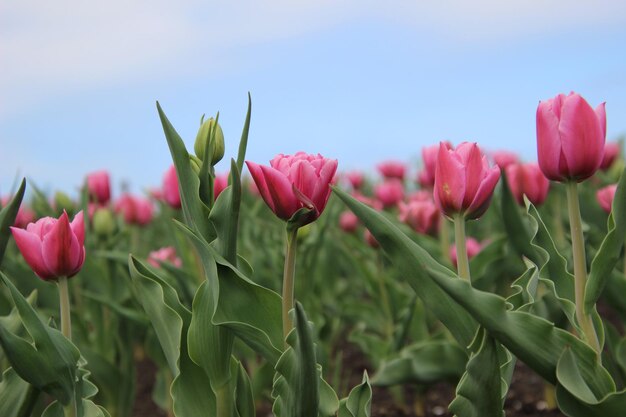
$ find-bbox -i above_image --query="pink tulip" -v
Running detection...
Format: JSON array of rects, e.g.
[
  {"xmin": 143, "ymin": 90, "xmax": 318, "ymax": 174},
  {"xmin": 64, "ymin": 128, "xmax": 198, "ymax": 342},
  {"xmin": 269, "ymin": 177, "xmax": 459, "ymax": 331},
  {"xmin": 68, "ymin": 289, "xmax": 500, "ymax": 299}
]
[
  {"xmin": 537, "ymin": 92, "xmax": 606, "ymax": 182},
  {"xmin": 346, "ymin": 171, "xmax": 365, "ymax": 190},
  {"xmin": 10, "ymin": 211, "xmax": 85, "ymax": 280},
  {"xmin": 352, "ymin": 191, "xmax": 384, "ymax": 211},
  {"xmin": 596, "ymin": 184, "xmax": 617, "ymax": 214},
  {"xmin": 450, "ymin": 237, "xmax": 481, "ymax": 268},
  {"xmin": 1, "ymin": 196, "xmax": 35, "ymax": 229},
  {"xmin": 148, "ymin": 246, "xmax": 182, "ymax": 268},
  {"xmin": 600, "ymin": 142, "xmax": 620, "ymax": 171},
  {"xmin": 162, "ymin": 165, "xmax": 181, "ymax": 209},
  {"xmin": 214, "ymin": 173, "xmax": 229, "ymax": 200},
  {"xmin": 374, "ymin": 180, "xmax": 405, "ymax": 208},
  {"xmin": 246, "ymin": 152, "xmax": 338, "ymax": 225},
  {"xmin": 418, "ymin": 142, "xmax": 450, "ymax": 188},
  {"xmin": 398, "ymin": 199, "xmax": 440, "ymax": 235},
  {"xmin": 339, "ymin": 211, "xmax": 359, "ymax": 233},
  {"xmin": 434, "ymin": 142, "xmax": 500, "ymax": 220},
  {"xmin": 505, "ymin": 162, "xmax": 550, "ymax": 206},
  {"xmin": 86, "ymin": 170, "xmax": 111, "ymax": 204},
  {"xmin": 407, "ymin": 190, "xmax": 432, "ymax": 203},
  {"xmin": 377, "ymin": 160, "xmax": 406, "ymax": 181},
  {"xmin": 364, "ymin": 228, "xmax": 379, "ymax": 248},
  {"xmin": 115, "ymin": 194, "xmax": 153, "ymax": 226},
  {"xmin": 492, "ymin": 151, "xmax": 519, "ymax": 170}
]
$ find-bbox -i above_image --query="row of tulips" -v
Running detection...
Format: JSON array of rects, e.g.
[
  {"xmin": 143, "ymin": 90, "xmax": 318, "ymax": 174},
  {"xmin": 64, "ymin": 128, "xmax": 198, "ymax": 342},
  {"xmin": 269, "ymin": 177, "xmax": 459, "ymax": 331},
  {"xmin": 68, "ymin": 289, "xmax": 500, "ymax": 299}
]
[{"xmin": 1, "ymin": 91, "xmax": 626, "ymax": 417}]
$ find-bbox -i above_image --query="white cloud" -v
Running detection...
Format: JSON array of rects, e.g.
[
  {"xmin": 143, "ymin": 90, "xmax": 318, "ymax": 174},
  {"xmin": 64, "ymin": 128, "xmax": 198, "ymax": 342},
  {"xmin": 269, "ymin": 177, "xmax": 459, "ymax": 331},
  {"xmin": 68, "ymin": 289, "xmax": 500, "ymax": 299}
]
[{"xmin": 1, "ymin": 0, "xmax": 625, "ymax": 119}]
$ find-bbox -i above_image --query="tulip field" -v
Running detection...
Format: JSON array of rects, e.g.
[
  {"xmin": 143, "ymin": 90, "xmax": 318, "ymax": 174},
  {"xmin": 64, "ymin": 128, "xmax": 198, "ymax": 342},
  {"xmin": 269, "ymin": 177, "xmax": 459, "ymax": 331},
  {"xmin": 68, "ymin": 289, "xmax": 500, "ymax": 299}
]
[{"xmin": 2, "ymin": 92, "xmax": 626, "ymax": 417}]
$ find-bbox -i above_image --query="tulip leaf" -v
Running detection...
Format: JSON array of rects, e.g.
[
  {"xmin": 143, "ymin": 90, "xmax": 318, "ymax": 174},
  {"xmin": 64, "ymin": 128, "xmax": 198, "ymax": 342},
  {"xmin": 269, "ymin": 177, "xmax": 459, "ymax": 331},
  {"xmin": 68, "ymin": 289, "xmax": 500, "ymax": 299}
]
[
  {"xmin": 586, "ymin": 168, "xmax": 626, "ymax": 313},
  {"xmin": 41, "ymin": 399, "xmax": 110, "ymax": 417},
  {"xmin": 425, "ymin": 267, "xmax": 616, "ymax": 399},
  {"xmin": 556, "ymin": 386, "xmax": 626, "ymax": 417},
  {"xmin": 235, "ymin": 360, "xmax": 255, "ymax": 417},
  {"xmin": 156, "ymin": 102, "xmax": 213, "ymax": 241},
  {"xmin": 338, "ymin": 372, "xmax": 372, "ymax": 417},
  {"xmin": 449, "ymin": 329, "xmax": 506, "ymax": 417},
  {"xmin": 272, "ymin": 302, "xmax": 339, "ymax": 417},
  {"xmin": 209, "ymin": 160, "xmax": 242, "ymax": 265},
  {"xmin": 0, "ymin": 178, "xmax": 26, "ymax": 263},
  {"xmin": 0, "ymin": 367, "xmax": 39, "ymax": 417},
  {"xmin": 236, "ymin": 92, "xmax": 252, "ymax": 174},
  {"xmin": 372, "ymin": 341, "xmax": 467, "ymax": 386},
  {"xmin": 332, "ymin": 186, "xmax": 477, "ymax": 347}
]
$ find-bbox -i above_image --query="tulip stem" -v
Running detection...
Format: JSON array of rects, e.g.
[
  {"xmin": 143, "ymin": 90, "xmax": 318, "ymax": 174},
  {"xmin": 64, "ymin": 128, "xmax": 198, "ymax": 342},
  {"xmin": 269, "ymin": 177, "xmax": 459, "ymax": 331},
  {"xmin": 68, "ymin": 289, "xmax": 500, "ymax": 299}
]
[
  {"xmin": 566, "ymin": 181, "xmax": 600, "ymax": 355},
  {"xmin": 282, "ymin": 227, "xmax": 299, "ymax": 346},
  {"xmin": 453, "ymin": 214, "xmax": 471, "ymax": 281},
  {"xmin": 57, "ymin": 276, "xmax": 76, "ymax": 417}
]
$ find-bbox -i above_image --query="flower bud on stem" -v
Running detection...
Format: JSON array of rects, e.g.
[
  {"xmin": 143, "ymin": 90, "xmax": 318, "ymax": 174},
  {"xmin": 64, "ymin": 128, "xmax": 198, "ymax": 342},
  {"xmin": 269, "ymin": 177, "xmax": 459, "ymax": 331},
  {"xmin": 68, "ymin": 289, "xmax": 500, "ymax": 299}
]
[{"xmin": 453, "ymin": 214, "xmax": 471, "ymax": 281}]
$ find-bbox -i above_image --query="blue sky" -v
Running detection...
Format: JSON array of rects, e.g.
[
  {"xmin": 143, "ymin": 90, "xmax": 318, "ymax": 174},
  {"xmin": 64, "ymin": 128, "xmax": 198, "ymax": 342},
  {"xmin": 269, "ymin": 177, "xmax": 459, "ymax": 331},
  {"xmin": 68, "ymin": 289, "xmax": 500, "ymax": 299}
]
[{"xmin": 2, "ymin": 0, "xmax": 626, "ymax": 197}]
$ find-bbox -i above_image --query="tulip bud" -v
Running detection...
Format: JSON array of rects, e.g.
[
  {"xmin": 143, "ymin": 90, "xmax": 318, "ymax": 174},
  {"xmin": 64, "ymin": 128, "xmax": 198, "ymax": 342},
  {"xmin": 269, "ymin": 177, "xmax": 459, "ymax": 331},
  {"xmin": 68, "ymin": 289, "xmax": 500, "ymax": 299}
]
[
  {"xmin": 194, "ymin": 116, "xmax": 225, "ymax": 166},
  {"xmin": 189, "ymin": 155, "xmax": 202, "ymax": 175},
  {"xmin": 93, "ymin": 207, "xmax": 116, "ymax": 236},
  {"xmin": 374, "ymin": 180, "xmax": 404, "ymax": 208},
  {"xmin": 86, "ymin": 170, "xmax": 111, "ymax": 204},
  {"xmin": 339, "ymin": 211, "xmax": 359, "ymax": 233},
  {"xmin": 596, "ymin": 184, "xmax": 617, "ymax": 214},
  {"xmin": 505, "ymin": 162, "xmax": 550, "ymax": 206}
]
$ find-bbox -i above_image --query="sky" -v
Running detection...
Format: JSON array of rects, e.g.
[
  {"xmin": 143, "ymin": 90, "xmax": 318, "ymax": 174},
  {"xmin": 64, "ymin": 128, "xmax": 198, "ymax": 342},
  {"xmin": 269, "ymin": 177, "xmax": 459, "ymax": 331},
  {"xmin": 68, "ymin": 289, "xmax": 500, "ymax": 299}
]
[{"xmin": 1, "ymin": 0, "xmax": 626, "ymax": 197}]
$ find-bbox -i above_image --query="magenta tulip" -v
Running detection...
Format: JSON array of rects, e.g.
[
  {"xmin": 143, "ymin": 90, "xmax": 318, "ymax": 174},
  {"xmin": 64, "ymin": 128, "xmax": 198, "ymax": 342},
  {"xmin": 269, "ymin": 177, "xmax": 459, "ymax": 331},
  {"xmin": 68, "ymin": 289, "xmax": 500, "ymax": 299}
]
[
  {"xmin": 374, "ymin": 179, "xmax": 405, "ymax": 208},
  {"xmin": 148, "ymin": 247, "xmax": 182, "ymax": 268},
  {"xmin": 398, "ymin": 199, "xmax": 440, "ymax": 235},
  {"xmin": 115, "ymin": 194, "xmax": 153, "ymax": 226},
  {"xmin": 246, "ymin": 152, "xmax": 337, "ymax": 225},
  {"xmin": 434, "ymin": 142, "xmax": 500, "ymax": 220},
  {"xmin": 596, "ymin": 184, "xmax": 617, "ymax": 214},
  {"xmin": 11, "ymin": 211, "xmax": 85, "ymax": 280},
  {"xmin": 86, "ymin": 170, "xmax": 111, "ymax": 204},
  {"xmin": 492, "ymin": 151, "xmax": 519, "ymax": 170},
  {"xmin": 346, "ymin": 171, "xmax": 365, "ymax": 190},
  {"xmin": 339, "ymin": 211, "xmax": 359, "ymax": 233},
  {"xmin": 505, "ymin": 162, "xmax": 550, "ymax": 206},
  {"xmin": 162, "ymin": 165, "xmax": 181, "ymax": 209},
  {"xmin": 377, "ymin": 160, "xmax": 406, "ymax": 181},
  {"xmin": 537, "ymin": 92, "xmax": 606, "ymax": 182},
  {"xmin": 600, "ymin": 142, "xmax": 620, "ymax": 171}
]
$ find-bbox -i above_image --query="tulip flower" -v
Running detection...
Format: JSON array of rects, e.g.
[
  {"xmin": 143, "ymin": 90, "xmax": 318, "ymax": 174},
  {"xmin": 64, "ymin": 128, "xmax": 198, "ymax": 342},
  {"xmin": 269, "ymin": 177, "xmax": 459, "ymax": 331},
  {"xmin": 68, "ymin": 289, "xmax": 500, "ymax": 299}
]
[
  {"xmin": 148, "ymin": 246, "xmax": 182, "ymax": 268},
  {"xmin": 86, "ymin": 170, "xmax": 111, "ymax": 204},
  {"xmin": 339, "ymin": 211, "xmax": 359, "ymax": 233},
  {"xmin": 398, "ymin": 199, "xmax": 440, "ymax": 235},
  {"xmin": 374, "ymin": 179, "xmax": 405, "ymax": 209},
  {"xmin": 505, "ymin": 162, "xmax": 550, "ymax": 206},
  {"xmin": 162, "ymin": 165, "xmax": 181, "ymax": 209},
  {"xmin": 492, "ymin": 150, "xmax": 519, "ymax": 170},
  {"xmin": 418, "ymin": 142, "xmax": 450, "ymax": 188},
  {"xmin": 10, "ymin": 211, "xmax": 85, "ymax": 281},
  {"xmin": 346, "ymin": 171, "xmax": 364, "ymax": 190},
  {"xmin": 596, "ymin": 184, "xmax": 617, "ymax": 214},
  {"xmin": 377, "ymin": 160, "xmax": 406, "ymax": 181},
  {"xmin": 600, "ymin": 142, "xmax": 620, "ymax": 171},
  {"xmin": 433, "ymin": 142, "xmax": 500, "ymax": 221},
  {"xmin": 536, "ymin": 92, "xmax": 606, "ymax": 182},
  {"xmin": 115, "ymin": 194, "xmax": 153, "ymax": 226}
]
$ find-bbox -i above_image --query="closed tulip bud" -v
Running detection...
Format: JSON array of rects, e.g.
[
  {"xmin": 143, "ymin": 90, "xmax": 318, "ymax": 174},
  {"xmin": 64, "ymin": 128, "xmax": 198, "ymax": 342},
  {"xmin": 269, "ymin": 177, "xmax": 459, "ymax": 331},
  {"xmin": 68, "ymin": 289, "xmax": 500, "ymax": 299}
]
[
  {"xmin": 148, "ymin": 247, "xmax": 182, "ymax": 268},
  {"xmin": 450, "ymin": 237, "xmax": 481, "ymax": 268},
  {"xmin": 86, "ymin": 170, "xmax": 111, "ymax": 204},
  {"xmin": 537, "ymin": 92, "xmax": 606, "ymax": 182},
  {"xmin": 374, "ymin": 179, "xmax": 404, "ymax": 208},
  {"xmin": 505, "ymin": 162, "xmax": 550, "ymax": 206},
  {"xmin": 492, "ymin": 151, "xmax": 519, "ymax": 170},
  {"xmin": 596, "ymin": 184, "xmax": 617, "ymax": 214},
  {"xmin": 162, "ymin": 165, "xmax": 181, "ymax": 209},
  {"xmin": 115, "ymin": 194, "xmax": 154, "ymax": 226},
  {"xmin": 246, "ymin": 152, "xmax": 338, "ymax": 227},
  {"xmin": 189, "ymin": 155, "xmax": 202, "ymax": 175},
  {"xmin": 93, "ymin": 207, "xmax": 116, "ymax": 236},
  {"xmin": 600, "ymin": 142, "xmax": 620, "ymax": 171},
  {"xmin": 346, "ymin": 171, "xmax": 364, "ymax": 189},
  {"xmin": 194, "ymin": 117, "xmax": 225, "ymax": 166},
  {"xmin": 339, "ymin": 211, "xmax": 359, "ymax": 233},
  {"xmin": 398, "ymin": 200, "xmax": 440, "ymax": 235},
  {"xmin": 434, "ymin": 142, "xmax": 500, "ymax": 220},
  {"xmin": 10, "ymin": 211, "xmax": 85, "ymax": 280},
  {"xmin": 377, "ymin": 160, "xmax": 406, "ymax": 181}
]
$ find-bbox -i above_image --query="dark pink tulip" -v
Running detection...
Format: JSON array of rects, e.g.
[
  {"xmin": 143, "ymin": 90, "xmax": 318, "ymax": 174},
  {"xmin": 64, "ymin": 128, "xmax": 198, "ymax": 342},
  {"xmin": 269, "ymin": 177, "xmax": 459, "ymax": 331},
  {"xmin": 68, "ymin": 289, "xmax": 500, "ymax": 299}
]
[
  {"xmin": 214, "ymin": 173, "xmax": 229, "ymax": 200},
  {"xmin": 434, "ymin": 142, "xmax": 500, "ymax": 220},
  {"xmin": 492, "ymin": 151, "xmax": 519, "ymax": 170},
  {"xmin": 408, "ymin": 190, "xmax": 432, "ymax": 203},
  {"xmin": 148, "ymin": 246, "xmax": 182, "ymax": 268},
  {"xmin": 339, "ymin": 211, "xmax": 359, "ymax": 233},
  {"xmin": 115, "ymin": 194, "xmax": 153, "ymax": 226},
  {"xmin": 418, "ymin": 142, "xmax": 450, "ymax": 188},
  {"xmin": 398, "ymin": 199, "xmax": 440, "ymax": 235},
  {"xmin": 537, "ymin": 92, "xmax": 606, "ymax": 182},
  {"xmin": 374, "ymin": 179, "xmax": 405, "ymax": 208},
  {"xmin": 377, "ymin": 160, "xmax": 406, "ymax": 181},
  {"xmin": 505, "ymin": 162, "xmax": 550, "ymax": 206},
  {"xmin": 600, "ymin": 142, "xmax": 620, "ymax": 171},
  {"xmin": 346, "ymin": 171, "xmax": 365, "ymax": 190},
  {"xmin": 450, "ymin": 237, "xmax": 481, "ymax": 268},
  {"xmin": 1, "ymin": 196, "xmax": 35, "ymax": 229},
  {"xmin": 596, "ymin": 184, "xmax": 617, "ymax": 214},
  {"xmin": 162, "ymin": 165, "xmax": 181, "ymax": 209},
  {"xmin": 86, "ymin": 170, "xmax": 111, "ymax": 204},
  {"xmin": 246, "ymin": 152, "xmax": 338, "ymax": 225},
  {"xmin": 10, "ymin": 211, "xmax": 85, "ymax": 280}
]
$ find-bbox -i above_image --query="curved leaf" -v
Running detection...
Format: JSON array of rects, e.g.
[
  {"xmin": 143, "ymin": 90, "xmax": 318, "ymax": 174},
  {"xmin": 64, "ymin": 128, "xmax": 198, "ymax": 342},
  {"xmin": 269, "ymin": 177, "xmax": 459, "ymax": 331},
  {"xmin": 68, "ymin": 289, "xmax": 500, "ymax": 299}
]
[
  {"xmin": 338, "ymin": 372, "xmax": 372, "ymax": 417},
  {"xmin": 0, "ymin": 178, "xmax": 26, "ymax": 263}
]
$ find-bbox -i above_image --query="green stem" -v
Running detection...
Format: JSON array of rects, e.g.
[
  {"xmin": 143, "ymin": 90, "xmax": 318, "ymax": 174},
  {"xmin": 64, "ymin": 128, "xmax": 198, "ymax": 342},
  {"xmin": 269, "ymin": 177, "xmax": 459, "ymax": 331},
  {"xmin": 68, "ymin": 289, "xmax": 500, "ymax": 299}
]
[
  {"xmin": 215, "ymin": 384, "xmax": 233, "ymax": 417},
  {"xmin": 57, "ymin": 276, "xmax": 76, "ymax": 417},
  {"xmin": 282, "ymin": 228, "xmax": 299, "ymax": 345},
  {"xmin": 453, "ymin": 214, "xmax": 471, "ymax": 281},
  {"xmin": 376, "ymin": 252, "xmax": 394, "ymax": 342},
  {"xmin": 565, "ymin": 181, "xmax": 600, "ymax": 355}
]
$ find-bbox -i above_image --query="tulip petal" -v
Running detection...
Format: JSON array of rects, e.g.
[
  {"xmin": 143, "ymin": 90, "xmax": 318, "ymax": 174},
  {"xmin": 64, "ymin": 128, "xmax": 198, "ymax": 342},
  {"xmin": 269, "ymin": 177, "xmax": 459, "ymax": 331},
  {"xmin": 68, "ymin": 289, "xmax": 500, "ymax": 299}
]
[
  {"xmin": 10, "ymin": 227, "xmax": 53, "ymax": 279},
  {"xmin": 466, "ymin": 166, "xmax": 500, "ymax": 219},
  {"xmin": 595, "ymin": 102, "xmax": 606, "ymax": 139},
  {"xmin": 434, "ymin": 143, "xmax": 465, "ymax": 216},
  {"xmin": 246, "ymin": 161, "xmax": 275, "ymax": 212},
  {"xmin": 537, "ymin": 99, "xmax": 564, "ymax": 181},
  {"xmin": 42, "ymin": 212, "xmax": 75, "ymax": 277},
  {"xmin": 259, "ymin": 165, "xmax": 300, "ymax": 220},
  {"xmin": 70, "ymin": 211, "xmax": 85, "ymax": 246}
]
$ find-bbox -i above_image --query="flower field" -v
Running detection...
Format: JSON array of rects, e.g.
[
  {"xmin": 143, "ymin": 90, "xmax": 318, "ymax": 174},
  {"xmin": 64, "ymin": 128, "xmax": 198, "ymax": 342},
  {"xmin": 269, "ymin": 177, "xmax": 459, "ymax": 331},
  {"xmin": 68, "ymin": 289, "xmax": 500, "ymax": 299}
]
[{"xmin": 1, "ymin": 93, "xmax": 626, "ymax": 417}]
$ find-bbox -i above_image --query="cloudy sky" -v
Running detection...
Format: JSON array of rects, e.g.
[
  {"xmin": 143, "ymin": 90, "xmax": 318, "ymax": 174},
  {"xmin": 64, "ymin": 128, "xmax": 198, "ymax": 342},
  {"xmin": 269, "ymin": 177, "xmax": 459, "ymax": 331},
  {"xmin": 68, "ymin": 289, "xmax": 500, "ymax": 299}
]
[{"xmin": 2, "ymin": 0, "xmax": 626, "ymax": 196}]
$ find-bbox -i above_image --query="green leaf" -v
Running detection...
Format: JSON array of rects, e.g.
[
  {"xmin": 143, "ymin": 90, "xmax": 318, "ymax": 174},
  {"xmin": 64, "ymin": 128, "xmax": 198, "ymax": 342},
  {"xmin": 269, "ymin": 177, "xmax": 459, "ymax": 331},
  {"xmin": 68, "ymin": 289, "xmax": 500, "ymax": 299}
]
[
  {"xmin": 236, "ymin": 93, "xmax": 252, "ymax": 174},
  {"xmin": 556, "ymin": 384, "xmax": 626, "ymax": 417},
  {"xmin": 586, "ymin": 168, "xmax": 626, "ymax": 312},
  {"xmin": 338, "ymin": 372, "xmax": 372, "ymax": 417},
  {"xmin": 332, "ymin": 186, "xmax": 477, "ymax": 347},
  {"xmin": 0, "ymin": 178, "xmax": 25, "ymax": 263},
  {"xmin": 209, "ymin": 160, "xmax": 242, "ymax": 265},
  {"xmin": 234, "ymin": 361, "xmax": 255, "ymax": 417},
  {"xmin": 0, "ymin": 367, "xmax": 39, "ymax": 417},
  {"xmin": 499, "ymin": 172, "xmax": 538, "ymax": 263}
]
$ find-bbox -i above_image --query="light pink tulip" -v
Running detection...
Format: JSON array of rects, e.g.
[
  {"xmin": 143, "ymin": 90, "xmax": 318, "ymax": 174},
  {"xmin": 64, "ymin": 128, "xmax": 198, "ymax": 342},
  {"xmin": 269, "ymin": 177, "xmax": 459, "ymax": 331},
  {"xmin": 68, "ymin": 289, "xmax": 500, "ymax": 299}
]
[
  {"xmin": 600, "ymin": 142, "xmax": 620, "ymax": 171},
  {"xmin": 377, "ymin": 160, "xmax": 406, "ymax": 181},
  {"xmin": 115, "ymin": 194, "xmax": 153, "ymax": 226},
  {"xmin": 537, "ymin": 92, "xmax": 606, "ymax": 182},
  {"xmin": 162, "ymin": 165, "xmax": 181, "ymax": 209},
  {"xmin": 86, "ymin": 170, "xmax": 111, "ymax": 204},
  {"xmin": 505, "ymin": 162, "xmax": 550, "ymax": 206},
  {"xmin": 374, "ymin": 180, "xmax": 405, "ymax": 208},
  {"xmin": 450, "ymin": 237, "xmax": 482, "ymax": 268},
  {"xmin": 148, "ymin": 247, "xmax": 182, "ymax": 268},
  {"xmin": 492, "ymin": 151, "xmax": 519, "ymax": 170},
  {"xmin": 11, "ymin": 211, "xmax": 85, "ymax": 280},
  {"xmin": 339, "ymin": 211, "xmax": 359, "ymax": 233},
  {"xmin": 596, "ymin": 184, "xmax": 617, "ymax": 214},
  {"xmin": 246, "ymin": 152, "xmax": 338, "ymax": 225},
  {"xmin": 434, "ymin": 142, "xmax": 500, "ymax": 220},
  {"xmin": 398, "ymin": 199, "xmax": 440, "ymax": 235}
]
